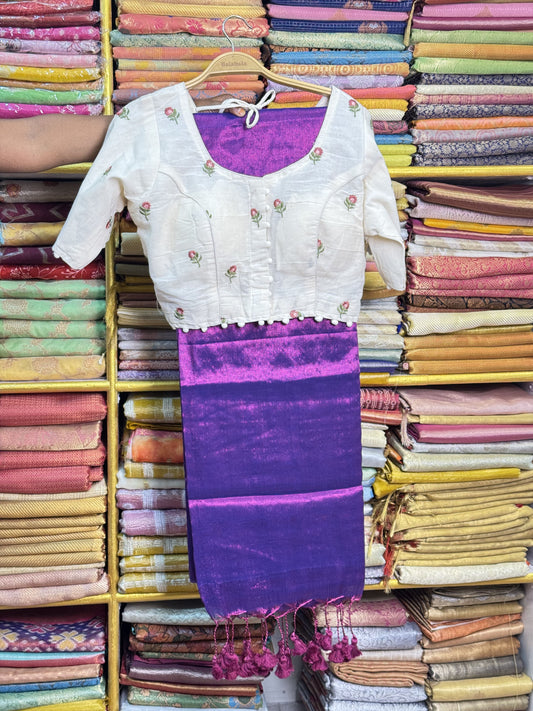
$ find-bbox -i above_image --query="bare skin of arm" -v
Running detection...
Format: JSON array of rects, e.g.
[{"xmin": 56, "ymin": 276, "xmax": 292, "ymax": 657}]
[{"xmin": 0, "ymin": 98, "xmax": 245, "ymax": 173}]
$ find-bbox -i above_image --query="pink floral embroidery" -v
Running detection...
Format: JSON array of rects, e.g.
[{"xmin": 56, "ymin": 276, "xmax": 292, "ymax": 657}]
[
  {"xmin": 175, "ymin": 307, "xmax": 185, "ymax": 320},
  {"xmin": 290, "ymin": 310, "xmax": 302, "ymax": 319},
  {"xmin": 139, "ymin": 202, "xmax": 151, "ymax": 220},
  {"xmin": 250, "ymin": 208, "xmax": 262, "ymax": 227},
  {"xmin": 117, "ymin": 107, "xmax": 130, "ymax": 120},
  {"xmin": 317, "ymin": 239, "xmax": 325, "ymax": 258},
  {"xmin": 344, "ymin": 195, "xmax": 357, "ymax": 210},
  {"xmin": 165, "ymin": 107, "xmax": 180, "ymax": 124},
  {"xmin": 106, "ymin": 218, "xmax": 113, "ymax": 230},
  {"xmin": 188, "ymin": 250, "xmax": 202, "ymax": 267},
  {"xmin": 348, "ymin": 99, "xmax": 360, "ymax": 117},
  {"xmin": 337, "ymin": 301, "xmax": 350, "ymax": 317},
  {"xmin": 203, "ymin": 160, "xmax": 215, "ymax": 177},
  {"xmin": 225, "ymin": 265, "xmax": 237, "ymax": 283},
  {"xmin": 273, "ymin": 199, "xmax": 286, "ymax": 216},
  {"xmin": 309, "ymin": 147, "xmax": 323, "ymax": 164}
]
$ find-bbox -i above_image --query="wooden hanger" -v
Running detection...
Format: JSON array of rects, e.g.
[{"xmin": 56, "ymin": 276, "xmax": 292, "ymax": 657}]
[{"xmin": 185, "ymin": 15, "xmax": 332, "ymax": 97}]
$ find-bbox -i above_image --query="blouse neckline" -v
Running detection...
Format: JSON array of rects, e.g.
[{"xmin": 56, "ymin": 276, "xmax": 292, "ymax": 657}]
[{"xmin": 177, "ymin": 82, "xmax": 341, "ymax": 182}]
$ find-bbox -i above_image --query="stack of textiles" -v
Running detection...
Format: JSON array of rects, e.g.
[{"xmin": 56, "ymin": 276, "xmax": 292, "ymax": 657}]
[
  {"xmin": 0, "ymin": 178, "xmax": 107, "ymax": 382},
  {"xmin": 0, "ymin": 392, "xmax": 109, "ymax": 605},
  {"xmin": 0, "ymin": 0, "xmax": 103, "ymax": 118},
  {"xmin": 110, "ymin": 2, "xmax": 268, "ymax": 108},
  {"xmin": 401, "ymin": 179, "xmax": 533, "ymax": 376},
  {"xmin": 263, "ymin": 0, "xmax": 416, "ymax": 169},
  {"xmin": 117, "ymin": 392, "xmax": 196, "ymax": 595},
  {"xmin": 298, "ymin": 592, "xmax": 429, "ymax": 711},
  {"xmin": 396, "ymin": 585, "xmax": 533, "ymax": 711},
  {"xmin": 372, "ymin": 382, "xmax": 533, "ymax": 587},
  {"xmin": 408, "ymin": 0, "xmax": 533, "ymax": 166},
  {"xmin": 120, "ymin": 601, "xmax": 267, "ymax": 710},
  {"xmin": 0, "ymin": 605, "xmax": 107, "ymax": 710},
  {"xmin": 358, "ymin": 178, "xmax": 407, "ymax": 375}
]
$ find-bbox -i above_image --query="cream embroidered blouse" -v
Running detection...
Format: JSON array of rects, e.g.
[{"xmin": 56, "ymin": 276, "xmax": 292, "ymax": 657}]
[{"xmin": 53, "ymin": 83, "xmax": 405, "ymax": 331}]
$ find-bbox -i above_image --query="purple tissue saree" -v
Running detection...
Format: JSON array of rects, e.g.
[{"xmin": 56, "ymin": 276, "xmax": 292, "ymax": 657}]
[{"xmin": 176, "ymin": 109, "xmax": 365, "ymax": 680}]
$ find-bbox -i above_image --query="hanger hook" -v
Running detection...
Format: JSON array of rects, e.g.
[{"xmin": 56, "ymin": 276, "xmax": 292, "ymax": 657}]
[{"xmin": 222, "ymin": 14, "xmax": 254, "ymax": 52}]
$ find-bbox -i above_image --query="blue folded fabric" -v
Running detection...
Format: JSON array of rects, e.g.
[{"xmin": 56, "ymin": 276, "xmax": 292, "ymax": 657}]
[
  {"xmin": 375, "ymin": 133, "xmax": 413, "ymax": 144},
  {"xmin": 270, "ymin": 19, "xmax": 407, "ymax": 33},
  {"xmin": 270, "ymin": 50, "xmax": 412, "ymax": 64},
  {"xmin": 270, "ymin": 0, "xmax": 412, "ymax": 9},
  {"xmin": 0, "ymin": 677, "xmax": 100, "ymax": 694}
]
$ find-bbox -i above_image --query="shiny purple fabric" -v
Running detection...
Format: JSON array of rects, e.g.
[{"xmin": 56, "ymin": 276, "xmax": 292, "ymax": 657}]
[{"xmin": 178, "ymin": 319, "xmax": 363, "ymax": 619}]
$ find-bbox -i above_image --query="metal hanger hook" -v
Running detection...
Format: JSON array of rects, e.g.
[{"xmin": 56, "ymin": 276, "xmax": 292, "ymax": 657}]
[{"xmin": 222, "ymin": 14, "xmax": 254, "ymax": 52}]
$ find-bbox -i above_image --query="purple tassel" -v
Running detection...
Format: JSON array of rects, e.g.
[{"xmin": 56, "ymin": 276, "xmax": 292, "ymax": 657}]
[
  {"xmin": 211, "ymin": 656, "xmax": 224, "ymax": 680},
  {"xmin": 275, "ymin": 651, "xmax": 294, "ymax": 678},
  {"xmin": 290, "ymin": 631, "xmax": 308, "ymax": 656},
  {"xmin": 315, "ymin": 629, "xmax": 333, "ymax": 651}
]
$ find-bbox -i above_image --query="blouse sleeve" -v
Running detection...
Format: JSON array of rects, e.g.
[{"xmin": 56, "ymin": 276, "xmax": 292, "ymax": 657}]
[
  {"xmin": 362, "ymin": 114, "xmax": 406, "ymax": 292},
  {"xmin": 52, "ymin": 112, "xmax": 139, "ymax": 270}
]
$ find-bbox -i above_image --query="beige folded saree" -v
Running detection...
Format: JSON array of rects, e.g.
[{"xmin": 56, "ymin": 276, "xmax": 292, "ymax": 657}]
[{"xmin": 426, "ymin": 673, "xmax": 533, "ymax": 702}]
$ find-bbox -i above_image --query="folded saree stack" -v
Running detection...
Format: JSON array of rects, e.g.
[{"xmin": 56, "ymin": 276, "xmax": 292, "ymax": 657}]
[
  {"xmin": 120, "ymin": 601, "xmax": 270, "ymax": 710},
  {"xmin": 0, "ymin": 178, "xmax": 107, "ymax": 381},
  {"xmin": 117, "ymin": 392, "xmax": 196, "ymax": 595},
  {"xmin": 408, "ymin": 0, "xmax": 533, "ymax": 166},
  {"xmin": 0, "ymin": 605, "xmax": 107, "ymax": 710},
  {"xmin": 0, "ymin": 392, "xmax": 109, "ymax": 605},
  {"xmin": 0, "ymin": 0, "xmax": 104, "ymax": 118},
  {"xmin": 401, "ymin": 179, "xmax": 533, "ymax": 375},
  {"xmin": 373, "ymin": 382, "xmax": 533, "ymax": 586},
  {"xmin": 396, "ymin": 585, "xmax": 533, "ymax": 711},
  {"xmin": 297, "ymin": 592, "xmax": 429, "ymax": 711},
  {"xmin": 110, "ymin": 0, "xmax": 269, "ymax": 108},
  {"xmin": 263, "ymin": 0, "xmax": 416, "ymax": 169}
]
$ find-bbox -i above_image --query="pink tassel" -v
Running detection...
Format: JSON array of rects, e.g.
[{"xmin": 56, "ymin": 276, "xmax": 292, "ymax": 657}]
[
  {"xmin": 309, "ymin": 653, "xmax": 328, "ymax": 672},
  {"xmin": 255, "ymin": 648, "xmax": 278, "ymax": 675},
  {"xmin": 329, "ymin": 635, "xmax": 351, "ymax": 663},
  {"xmin": 211, "ymin": 656, "xmax": 224, "ymax": 680},
  {"xmin": 275, "ymin": 651, "xmax": 294, "ymax": 679},
  {"xmin": 315, "ymin": 629, "xmax": 333, "ymax": 651},
  {"xmin": 290, "ymin": 631, "xmax": 308, "ymax": 656},
  {"xmin": 348, "ymin": 637, "xmax": 362, "ymax": 661}
]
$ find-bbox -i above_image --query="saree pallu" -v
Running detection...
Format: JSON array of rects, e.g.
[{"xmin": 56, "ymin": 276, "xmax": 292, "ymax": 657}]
[
  {"xmin": 409, "ymin": 218, "xmax": 533, "ymax": 242},
  {"xmin": 0, "ymin": 26, "xmax": 101, "ymax": 40},
  {"xmin": 406, "ymin": 254, "xmax": 533, "ymax": 279},
  {"xmin": 0, "ymin": 0, "xmax": 93, "ymax": 15},
  {"xmin": 413, "ymin": 42, "xmax": 533, "ymax": 61},
  {"xmin": 0, "ymin": 355, "xmax": 106, "ymax": 382},
  {"xmin": 178, "ymin": 319, "xmax": 364, "ymax": 620},
  {"xmin": 268, "ymin": 76, "xmax": 405, "ymax": 93},
  {"xmin": 404, "ymin": 294, "xmax": 533, "ymax": 311},
  {"xmin": 0, "ymin": 11, "xmax": 101, "ymax": 28},
  {"xmin": 120, "ymin": 553, "xmax": 189, "ymax": 571},
  {"xmin": 394, "ymin": 561, "xmax": 531, "ymax": 586},
  {"xmin": 0, "ymin": 205, "xmax": 70, "ymax": 224},
  {"xmin": 117, "ymin": 15, "xmax": 269, "ymax": 36},
  {"xmin": 265, "ymin": 30, "xmax": 406, "ymax": 50},
  {"xmin": 267, "ymin": 6, "xmax": 409, "ymax": 20},
  {"xmin": 125, "ymin": 429, "xmax": 184, "ymax": 464}
]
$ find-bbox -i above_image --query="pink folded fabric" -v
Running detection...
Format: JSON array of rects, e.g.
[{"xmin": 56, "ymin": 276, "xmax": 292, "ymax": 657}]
[
  {"xmin": 407, "ymin": 256, "xmax": 533, "ymax": 278},
  {"xmin": 0, "ymin": 442, "xmax": 106, "ymax": 469},
  {"xmin": 0, "ymin": 51, "xmax": 99, "ymax": 67},
  {"xmin": 0, "ymin": 26, "xmax": 101, "ymax": 40},
  {"xmin": 117, "ymin": 14, "xmax": 269, "ymax": 36},
  {"xmin": 267, "ymin": 4, "xmax": 408, "ymax": 20},
  {"xmin": 0, "ymin": 12, "xmax": 101, "ymax": 27},
  {"xmin": 422, "ymin": 2, "xmax": 533, "ymax": 16},
  {"xmin": 0, "ymin": 393, "xmax": 106, "ymax": 426},
  {"xmin": 0, "ymin": 465, "xmax": 103, "ymax": 494},
  {"xmin": 116, "ymin": 489, "xmax": 186, "ymax": 510},
  {"xmin": 0, "ymin": 573, "xmax": 110, "ymax": 606},
  {"xmin": 0, "ymin": 39, "xmax": 101, "ymax": 54},
  {"xmin": 120, "ymin": 509, "xmax": 187, "ymax": 536},
  {"xmin": 0, "ymin": 0, "xmax": 93, "ymax": 14},
  {"xmin": 409, "ymin": 423, "xmax": 533, "ymax": 443},
  {"xmin": 0, "ymin": 421, "xmax": 102, "ymax": 451},
  {"xmin": 0, "ymin": 103, "xmax": 102, "ymax": 117},
  {"xmin": 0, "ymin": 567, "xmax": 103, "ymax": 590},
  {"xmin": 412, "ymin": 93, "xmax": 533, "ymax": 107},
  {"xmin": 398, "ymin": 383, "xmax": 533, "ymax": 416}
]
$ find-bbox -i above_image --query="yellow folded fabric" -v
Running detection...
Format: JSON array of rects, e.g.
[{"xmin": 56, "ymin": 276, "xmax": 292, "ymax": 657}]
[
  {"xmin": 120, "ymin": 554, "xmax": 189, "ymax": 571},
  {"xmin": 405, "ymin": 343, "xmax": 533, "ymax": 361},
  {"xmin": 0, "ymin": 515, "xmax": 105, "ymax": 530},
  {"xmin": 272, "ymin": 62, "xmax": 410, "ymax": 76},
  {"xmin": 412, "ymin": 413, "xmax": 533, "ymax": 425},
  {"xmin": 408, "ymin": 358, "xmax": 533, "ymax": 375},
  {"xmin": 0, "ymin": 538, "xmax": 105, "ymax": 556},
  {"xmin": 427, "ymin": 673, "xmax": 533, "ymax": 702},
  {"xmin": 395, "ymin": 550, "xmax": 527, "ymax": 566},
  {"xmin": 1, "ymin": 221, "xmax": 64, "ymax": 246},
  {"xmin": 22, "ymin": 702, "xmax": 106, "ymax": 711},
  {"xmin": 118, "ymin": 534, "xmax": 188, "ymax": 556},
  {"xmin": 383, "ymin": 155, "xmax": 413, "ymax": 167},
  {"xmin": 0, "ymin": 66, "xmax": 101, "ymax": 83},
  {"xmin": 378, "ymin": 144, "xmax": 416, "ymax": 155},
  {"xmin": 0, "ymin": 355, "xmax": 105, "ymax": 382},
  {"xmin": 383, "ymin": 460, "xmax": 520, "ymax": 484},
  {"xmin": 0, "ymin": 550, "xmax": 105, "ymax": 567},
  {"xmin": 392, "ymin": 503, "xmax": 527, "ymax": 532},
  {"xmin": 423, "ymin": 218, "xmax": 533, "ymax": 236},
  {"xmin": 403, "ymin": 330, "xmax": 533, "ymax": 350},
  {"xmin": 414, "ymin": 42, "xmax": 533, "ymax": 61},
  {"xmin": 0, "ymin": 496, "xmax": 106, "ymax": 519},
  {"xmin": 123, "ymin": 394, "xmax": 181, "ymax": 424},
  {"xmin": 118, "ymin": 0, "xmax": 266, "ymax": 14},
  {"xmin": 118, "ymin": 571, "xmax": 198, "ymax": 594}
]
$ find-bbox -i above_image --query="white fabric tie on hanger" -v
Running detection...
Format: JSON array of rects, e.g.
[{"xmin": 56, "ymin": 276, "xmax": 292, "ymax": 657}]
[{"xmin": 194, "ymin": 89, "xmax": 277, "ymax": 128}]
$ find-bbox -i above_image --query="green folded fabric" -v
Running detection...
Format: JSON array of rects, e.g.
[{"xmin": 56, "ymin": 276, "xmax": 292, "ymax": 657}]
[
  {"xmin": 0, "ymin": 280, "xmax": 105, "ymax": 299},
  {"xmin": 0, "ymin": 320, "xmax": 106, "ymax": 338},
  {"xmin": 413, "ymin": 56, "xmax": 533, "ymax": 74},
  {"xmin": 411, "ymin": 29, "xmax": 533, "ymax": 46},
  {"xmin": 0, "ymin": 299, "xmax": 106, "ymax": 321},
  {"xmin": 0, "ymin": 87, "xmax": 103, "ymax": 105},
  {"xmin": 0, "ymin": 338, "xmax": 105, "ymax": 357}
]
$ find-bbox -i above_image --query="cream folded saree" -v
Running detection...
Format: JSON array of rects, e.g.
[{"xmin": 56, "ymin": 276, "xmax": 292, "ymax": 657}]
[{"xmin": 426, "ymin": 674, "xmax": 533, "ymax": 702}]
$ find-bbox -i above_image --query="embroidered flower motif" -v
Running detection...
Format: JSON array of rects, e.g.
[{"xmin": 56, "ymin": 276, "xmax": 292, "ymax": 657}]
[
  {"xmin": 317, "ymin": 239, "xmax": 325, "ymax": 258},
  {"xmin": 344, "ymin": 195, "xmax": 357, "ymax": 211},
  {"xmin": 250, "ymin": 208, "xmax": 262, "ymax": 227},
  {"xmin": 273, "ymin": 199, "xmax": 286, "ymax": 216},
  {"xmin": 106, "ymin": 217, "xmax": 113, "ymax": 230},
  {"xmin": 165, "ymin": 106, "xmax": 180, "ymax": 124},
  {"xmin": 139, "ymin": 202, "xmax": 151, "ymax": 221},
  {"xmin": 206, "ymin": 210, "xmax": 212, "ymax": 219},
  {"xmin": 309, "ymin": 147, "xmax": 323, "ymax": 164},
  {"xmin": 175, "ymin": 307, "xmax": 185, "ymax": 320},
  {"xmin": 337, "ymin": 301, "xmax": 350, "ymax": 317},
  {"xmin": 203, "ymin": 159, "xmax": 215, "ymax": 176},
  {"xmin": 188, "ymin": 250, "xmax": 202, "ymax": 267},
  {"xmin": 117, "ymin": 107, "xmax": 130, "ymax": 120},
  {"xmin": 290, "ymin": 310, "xmax": 302, "ymax": 319},
  {"xmin": 225, "ymin": 265, "xmax": 237, "ymax": 283},
  {"xmin": 103, "ymin": 166, "xmax": 111, "ymax": 176},
  {"xmin": 348, "ymin": 99, "xmax": 360, "ymax": 117}
]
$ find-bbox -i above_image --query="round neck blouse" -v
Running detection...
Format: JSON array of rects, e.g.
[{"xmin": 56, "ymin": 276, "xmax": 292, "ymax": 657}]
[{"xmin": 53, "ymin": 83, "xmax": 405, "ymax": 331}]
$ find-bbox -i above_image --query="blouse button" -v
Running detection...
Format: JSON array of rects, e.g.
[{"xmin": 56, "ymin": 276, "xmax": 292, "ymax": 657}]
[
  {"xmin": 331, "ymin": 319, "xmax": 338, "ymax": 326},
  {"xmin": 237, "ymin": 321, "xmax": 245, "ymax": 327},
  {"xmin": 182, "ymin": 326, "xmax": 189, "ymax": 333},
  {"xmin": 346, "ymin": 321, "xmax": 353, "ymax": 327},
  {"xmin": 267, "ymin": 319, "xmax": 273, "ymax": 325},
  {"xmin": 201, "ymin": 326, "xmax": 207, "ymax": 332},
  {"xmin": 221, "ymin": 322, "xmax": 228, "ymax": 329},
  {"xmin": 267, "ymin": 257, "xmax": 273, "ymax": 264},
  {"xmin": 258, "ymin": 320, "xmax": 265, "ymax": 326},
  {"xmin": 281, "ymin": 317, "xmax": 289, "ymax": 325},
  {"xmin": 315, "ymin": 316, "xmax": 323, "ymax": 322}
]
